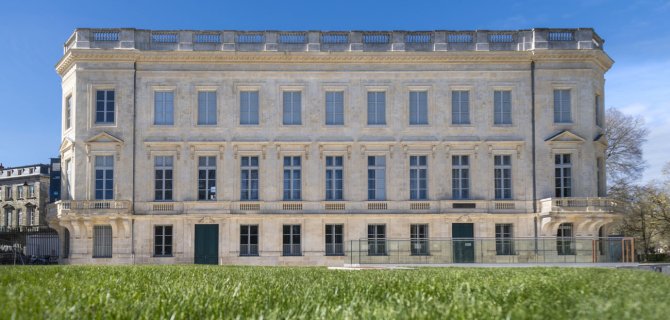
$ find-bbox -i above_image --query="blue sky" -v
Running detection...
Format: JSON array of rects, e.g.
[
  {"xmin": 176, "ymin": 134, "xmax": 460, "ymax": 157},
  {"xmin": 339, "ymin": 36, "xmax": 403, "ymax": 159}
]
[{"xmin": 0, "ymin": 0, "xmax": 668, "ymax": 182}]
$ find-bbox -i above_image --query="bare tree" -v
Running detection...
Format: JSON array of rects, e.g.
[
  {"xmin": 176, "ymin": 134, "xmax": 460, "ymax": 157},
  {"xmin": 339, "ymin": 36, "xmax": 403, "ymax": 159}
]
[{"xmin": 605, "ymin": 108, "xmax": 649, "ymax": 184}]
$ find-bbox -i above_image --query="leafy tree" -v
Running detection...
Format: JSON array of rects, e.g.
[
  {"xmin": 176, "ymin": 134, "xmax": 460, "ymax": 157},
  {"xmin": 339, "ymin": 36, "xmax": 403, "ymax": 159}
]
[{"xmin": 605, "ymin": 108, "xmax": 649, "ymax": 185}]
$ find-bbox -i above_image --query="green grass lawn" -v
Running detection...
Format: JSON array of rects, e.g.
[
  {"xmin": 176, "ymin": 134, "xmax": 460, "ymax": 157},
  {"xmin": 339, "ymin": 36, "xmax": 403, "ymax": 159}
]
[{"xmin": 1, "ymin": 266, "xmax": 669, "ymax": 319}]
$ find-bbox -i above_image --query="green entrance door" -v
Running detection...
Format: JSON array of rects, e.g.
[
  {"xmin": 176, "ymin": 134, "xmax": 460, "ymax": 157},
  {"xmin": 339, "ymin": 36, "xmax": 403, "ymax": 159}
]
[
  {"xmin": 452, "ymin": 223, "xmax": 475, "ymax": 263},
  {"xmin": 194, "ymin": 224, "xmax": 219, "ymax": 264}
]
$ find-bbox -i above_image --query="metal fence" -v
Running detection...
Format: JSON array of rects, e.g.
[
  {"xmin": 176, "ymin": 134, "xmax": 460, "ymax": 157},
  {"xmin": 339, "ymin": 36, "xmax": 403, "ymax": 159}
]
[
  {"xmin": 348, "ymin": 237, "xmax": 635, "ymax": 264},
  {"xmin": 0, "ymin": 226, "xmax": 59, "ymax": 265}
]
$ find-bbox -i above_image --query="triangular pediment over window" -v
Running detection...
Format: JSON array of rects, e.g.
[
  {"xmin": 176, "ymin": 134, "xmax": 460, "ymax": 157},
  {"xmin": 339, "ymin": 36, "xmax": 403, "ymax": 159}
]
[
  {"xmin": 59, "ymin": 137, "xmax": 75, "ymax": 153},
  {"xmin": 545, "ymin": 130, "xmax": 585, "ymax": 144},
  {"xmin": 85, "ymin": 132, "xmax": 124, "ymax": 144}
]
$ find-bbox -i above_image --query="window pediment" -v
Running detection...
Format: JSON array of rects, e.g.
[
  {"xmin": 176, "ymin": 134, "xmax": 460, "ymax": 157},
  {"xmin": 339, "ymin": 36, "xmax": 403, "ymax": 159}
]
[{"xmin": 545, "ymin": 130, "xmax": 585, "ymax": 144}]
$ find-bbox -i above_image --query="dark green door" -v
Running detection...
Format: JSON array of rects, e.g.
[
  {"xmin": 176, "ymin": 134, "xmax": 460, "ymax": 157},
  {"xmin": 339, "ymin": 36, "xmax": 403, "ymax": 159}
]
[
  {"xmin": 194, "ymin": 224, "xmax": 219, "ymax": 264},
  {"xmin": 452, "ymin": 223, "xmax": 475, "ymax": 263}
]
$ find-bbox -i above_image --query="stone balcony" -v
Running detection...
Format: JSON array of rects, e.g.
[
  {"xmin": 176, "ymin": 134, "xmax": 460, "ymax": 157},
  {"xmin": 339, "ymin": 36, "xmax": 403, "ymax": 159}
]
[
  {"xmin": 63, "ymin": 28, "xmax": 604, "ymax": 54},
  {"xmin": 49, "ymin": 200, "xmax": 132, "ymax": 219},
  {"xmin": 539, "ymin": 197, "xmax": 626, "ymax": 215}
]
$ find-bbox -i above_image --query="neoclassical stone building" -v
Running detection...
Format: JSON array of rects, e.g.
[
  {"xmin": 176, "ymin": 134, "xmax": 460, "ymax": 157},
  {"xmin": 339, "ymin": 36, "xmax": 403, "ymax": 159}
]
[
  {"xmin": 1, "ymin": 164, "xmax": 51, "ymax": 229},
  {"xmin": 50, "ymin": 28, "xmax": 626, "ymax": 265}
]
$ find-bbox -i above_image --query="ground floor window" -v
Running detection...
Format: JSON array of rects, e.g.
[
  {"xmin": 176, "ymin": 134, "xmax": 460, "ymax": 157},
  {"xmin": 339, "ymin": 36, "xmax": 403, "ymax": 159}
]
[
  {"xmin": 495, "ymin": 224, "xmax": 515, "ymax": 255},
  {"xmin": 63, "ymin": 228, "xmax": 70, "ymax": 258},
  {"xmin": 93, "ymin": 225, "xmax": 112, "ymax": 258},
  {"xmin": 557, "ymin": 223, "xmax": 575, "ymax": 255},
  {"xmin": 325, "ymin": 224, "xmax": 344, "ymax": 256},
  {"xmin": 410, "ymin": 224, "xmax": 429, "ymax": 256},
  {"xmin": 368, "ymin": 224, "xmax": 386, "ymax": 256},
  {"xmin": 240, "ymin": 225, "xmax": 259, "ymax": 256},
  {"xmin": 283, "ymin": 225, "xmax": 301, "ymax": 256},
  {"xmin": 154, "ymin": 225, "xmax": 173, "ymax": 257}
]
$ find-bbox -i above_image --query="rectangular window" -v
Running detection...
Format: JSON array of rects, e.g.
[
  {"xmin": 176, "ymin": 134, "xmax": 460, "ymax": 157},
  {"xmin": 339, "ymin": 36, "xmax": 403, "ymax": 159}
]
[
  {"xmin": 240, "ymin": 225, "xmax": 259, "ymax": 256},
  {"xmin": 240, "ymin": 91, "xmax": 260, "ymax": 125},
  {"xmin": 325, "ymin": 91, "xmax": 344, "ymax": 125},
  {"xmin": 325, "ymin": 156, "xmax": 344, "ymax": 201},
  {"xmin": 65, "ymin": 159, "xmax": 73, "ymax": 200},
  {"xmin": 367, "ymin": 91, "xmax": 386, "ymax": 125},
  {"xmin": 557, "ymin": 223, "xmax": 575, "ymax": 255},
  {"xmin": 282, "ymin": 224, "xmax": 301, "ymax": 256},
  {"xmin": 494, "ymin": 90, "xmax": 512, "ymax": 125},
  {"xmin": 555, "ymin": 154, "xmax": 572, "ymax": 198},
  {"xmin": 409, "ymin": 155, "xmax": 428, "ymax": 200},
  {"xmin": 17, "ymin": 209, "xmax": 22, "ymax": 226},
  {"xmin": 93, "ymin": 225, "xmax": 112, "ymax": 258},
  {"xmin": 4, "ymin": 208, "xmax": 13, "ymax": 227},
  {"xmin": 17, "ymin": 186, "xmax": 24, "ymax": 199},
  {"xmin": 27, "ymin": 184, "xmax": 35, "ymax": 198},
  {"xmin": 65, "ymin": 95, "xmax": 72, "ymax": 129},
  {"xmin": 597, "ymin": 157, "xmax": 605, "ymax": 197},
  {"xmin": 409, "ymin": 91, "xmax": 428, "ymax": 125},
  {"xmin": 452, "ymin": 90, "xmax": 470, "ymax": 125},
  {"xmin": 5, "ymin": 186, "xmax": 12, "ymax": 200},
  {"xmin": 154, "ymin": 156, "xmax": 173, "ymax": 201},
  {"xmin": 240, "ymin": 156, "xmax": 259, "ymax": 201},
  {"xmin": 95, "ymin": 90, "xmax": 115, "ymax": 124},
  {"xmin": 452, "ymin": 155, "xmax": 470, "ymax": 199},
  {"xmin": 197, "ymin": 91, "xmax": 217, "ymax": 125},
  {"xmin": 595, "ymin": 95, "xmax": 602, "ymax": 127},
  {"xmin": 197, "ymin": 156, "xmax": 216, "ymax": 200},
  {"xmin": 495, "ymin": 224, "xmax": 515, "ymax": 255},
  {"xmin": 94, "ymin": 156, "xmax": 114, "ymax": 200},
  {"xmin": 27, "ymin": 207, "xmax": 35, "ymax": 225},
  {"xmin": 282, "ymin": 91, "xmax": 302, "ymax": 125},
  {"xmin": 554, "ymin": 89, "xmax": 571, "ymax": 123},
  {"xmin": 283, "ymin": 156, "xmax": 302, "ymax": 200},
  {"xmin": 494, "ymin": 155, "xmax": 512, "ymax": 200},
  {"xmin": 325, "ymin": 224, "xmax": 344, "ymax": 256},
  {"xmin": 410, "ymin": 224, "xmax": 429, "ymax": 256},
  {"xmin": 154, "ymin": 225, "xmax": 173, "ymax": 257},
  {"xmin": 367, "ymin": 224, "xmax": 386, "ymax": 256},
  {"xmin": 367, "ymin": 156, "xmax": 386, "ymax": 200},
  {"xmin": 154, "ymin": 91, "xmax": 174, "ymax": 125}
]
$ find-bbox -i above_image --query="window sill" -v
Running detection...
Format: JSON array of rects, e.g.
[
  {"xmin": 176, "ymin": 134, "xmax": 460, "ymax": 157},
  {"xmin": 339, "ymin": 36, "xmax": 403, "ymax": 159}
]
[
  {"xmin": 239, "ymin": 254, "xmax": 260, "ymax": 257},
  {"xmin": 325, "ymin": 253, "xmax": 345, "ymax": 256},
  {"xmin": 153, "ymin": 255, "xmax": 174, "ymax": 258}
]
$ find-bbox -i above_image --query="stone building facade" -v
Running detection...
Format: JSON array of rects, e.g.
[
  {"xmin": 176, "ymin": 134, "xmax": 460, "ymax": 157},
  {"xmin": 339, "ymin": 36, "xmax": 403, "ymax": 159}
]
[
  {"xmin": 49, "ymin": 28, "xmax": 625, "ymax": 265},
  {"xmin": 1, "ymin": 164, "xmax": 51, "ymax": 229}
]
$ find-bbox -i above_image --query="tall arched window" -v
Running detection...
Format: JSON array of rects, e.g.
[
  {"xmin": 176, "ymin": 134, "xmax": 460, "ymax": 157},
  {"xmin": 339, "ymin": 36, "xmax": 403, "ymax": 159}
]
[{"xmin": 557, "ymin": 223, "xmax": 575, "ymax": 255}]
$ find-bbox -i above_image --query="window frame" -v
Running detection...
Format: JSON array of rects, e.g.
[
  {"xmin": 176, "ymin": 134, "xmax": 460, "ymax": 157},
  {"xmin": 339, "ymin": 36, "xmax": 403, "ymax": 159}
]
[
  {"xmin": 153, "ymin": 225, "xmax": 173, "ymax": 257},
  {"xmin": 325, "ymin": 90, "xmax": 345, "ymax": 126},
  {"xmin": 282, "ymin": 90, "xmax": 303, "ymax": 126},
  {"xmin": 240, "ymin": 156, "xmax": 260, "ymax": 201},
  {"xmin": 493, "ymin": 90, "xmax": 513, "ymax": 125},
  {"xmin": 494, "ymin": 155, "xmax": 513, "ymax": 200},
  {"xmin": 196, "ymin": 90, "xmax": 218, "ymax": 126},
  {"xmin": 554, "ymin": 153, "xmax": 572, "ymax": 198},
  {"xmin": 282, "ymin": 156, "xmax": 302, "ymax": 201},
  {"xmin": 325, "ymin": 155, "xmax": 344, "ymax": 201},
  {"xmin": 239, "ymin": 90, "xmax": 261, "ymax": 126},
  {"xmin": 240, "ymin": 224, "xmax": 259, "ymax": 256},
  {"xmin": 367, "ymin": 224, "xmax": 387, "ymax": 256},
  {"xmin": 557, "ymin": 223, "xmax": 575, "ymax": 255},
  {"xmin": 451, "ymin": 155, "xmax": 471, "ymax": 200},
  {"xmin": 93, "ymin": 225, "xmax": 113, "ymax": 258},
  {"xmin": 410, "ymin": 224, "xmax": 430, "ymax": 256},
  {"xmin": 409, "ymin": 155, "xmax": 428, "ymax": 200},
  {"xmin": 366, "ymin": 90, "xmax": 387, "ymax": 126},
  {"xmin": 154, "ymin": 155, "xmax": 174, "ymax": 201},
  {"xmin": 553, "ymin": 88, "xmax": 572, "ymax": 124},
  {"xmin": 408, "ymin": 90, "xmax": 429, "ymax": 126},
  {"xmin": 367, "ymin": 155, "xmax": 387, "ymax": 200},
  {"xmin": 197, "ymin": 156, "xmax": 217, "ymax": 201},
  {"xmin": 495, "ymin": 223, "xmax": 515, "ymax": 255},
  {"xmin": 153, "ymin": 90, "xmax": 175, "ymax": 126},
  {"xmin": 451, "ymin": 89, "xmax": 471, "ymax": 125},
  {"xmin": 325, "ymin": 224, "xmax": 344, "ymax": 256},
  {"xmin": 64, "ymin": 94, "xmax": 73, "ymax": 131},
  {"xmin": 93, "ymin": 89, "xmax": 116, "ymax": 126},
  {"xmin": 282, "ymin": 224, "xmax": 302, "ymax": 256},
  {"xmin": 94, "ymin": 155, "xmax": 114, "ymax": 201}
]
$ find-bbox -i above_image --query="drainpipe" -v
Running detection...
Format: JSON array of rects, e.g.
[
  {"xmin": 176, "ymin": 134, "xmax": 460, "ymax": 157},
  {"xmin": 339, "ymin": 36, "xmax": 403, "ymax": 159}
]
[
  {"xmin": 131, "ymin": 61, "xmax": 137, "ymax": 264},
  {"xmin": 531, "ymin": 59, "xmax": 538, "ymax": 253}
]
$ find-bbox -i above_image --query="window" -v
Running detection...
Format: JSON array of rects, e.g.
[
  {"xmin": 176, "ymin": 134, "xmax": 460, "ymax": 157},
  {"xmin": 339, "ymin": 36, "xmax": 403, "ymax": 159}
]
[
  {"xmin": 409, "ymin": 156, "xmax": 428, "ymax": 200},
  {"xmin": 452, "ymin": 90, "xmax": 470, "ymax": 124},
  {"xmin": 325, "ymin": 156, "xmax": 344, "ymax": 201},
  {"xmin": 367, "ymin": 224, "xmax": 386, "ymax": 256},
  {"xmin": 367, "ymin": 91, "xmax": 386, "ymax": 125},
  {"xmin": 154, "ymin": 225, "xmax": 173, "ymax": 257},
  {"xmin": 16, "ymin": 209, "xmax": 22, "ymax": 226},
  {"xmin": 325, "ymin": 91, "xmax": 344, "ymax": 125},
  {"xmin": 495, "ymin": 224, "xmax": 515, "ymax": 255},
  {"xmin": 494, "ymin": 90, "xmax": 512, "ymax": 125},
  {"xmin": 240, "ymin": 91, "xmax": 260, "ymax": 125},
  {"xmin": 553, "ymin": 89, "xmax": 571, "ymax": 123},
  {"xmin": 17, "ymin": 186, "xmax": 24, "ymax": 199},
  {"xmin": 154, "ymin": 156, "xmax": 173, "ymax": 201},
  {"xmin": 197, "ymin": 156, "xmax": 216, "ymax": 200},
  {"xmin": 240, "ymin": 225, "xmax": 259, "ymax": 256},
  {"xmin": 367, "ymin": 156, "xmax": 386, "ymax": 200},
  {"xmin": 409, "ymin": 91, "xmax": 428, "ymax": 125},
  {"xmin": 452, "ymin": 155, "xmax": 470, "ymax": 199},
  {"xmin": 65, "ymin": 95, "xmax": 72, "ymax": 129},
  {"xmin": 63, "ymin": 228, "xmax": 70, "ymax": 258},
  {"xmin": 27, "ymin": 207, "xmax": 35, "ymax": 225},
  {"xmin": 557, "ymin": 223, "xmax": 575, "ymax": 255},
  {"xmin": 595, "ymin": 95, "xmax": 602, "ymax": 127},
  {"xmin": 282, "ymin": 91, "xmax": 302, "ymax": 125},
  {"xmin": 94, "ymin": 156, "xmax": 114, "ymax": 200},
  {"xmin": 93, "ymin": 225, "xmax": 112, "ymax": 258},
  {"xmin": 197, "ymin": 91, "xmax": 217, "ymax": 125},
  {"xmin": 411, "ymin": 224, "xmax": 429, "ymax": 256},
  {"xmin": 27, "ymin": 184, "xmax": 35, "ymax": 198},
  {"xmin": 65, "ymin": 159, "xmax": 73, "ymax": 200},
  {"xmin": 4, "ymin": 208, "xmax": 13, "ymax": 227},
  {"xmin": 95, "ymin": 90, "xmax": 115, "ymax": 124},
  {"xmin": 154, "ymin": 91, "xmax": 174, "ymax": 125},
  {"xmin": 555, "ymin": 154, "xmax": 572, "ymax": 198},
  {"xmin": 325, "ymin": 224, "xmax": 344, "ymax": 256},
  {"xmin": 240, "ymin": 156, "xmax": 259, "ymax": 201},
  {"xmin": 494, "ymin": 155, "xmax": 512, "ymax": 200},
  {"xmin": 4, "ymin": 186, "xmax": 12, "ymax": 200},
  {"xmin": 283, "ymin": 156, "xmax": 301, "ymax": 200},
  {"xmin": 282, "ymin": 224, "xmax": 301, "ymax": 256},
  {"xmin": 597, "ymin": 157, "xmax": 605, "ymax": 197}
]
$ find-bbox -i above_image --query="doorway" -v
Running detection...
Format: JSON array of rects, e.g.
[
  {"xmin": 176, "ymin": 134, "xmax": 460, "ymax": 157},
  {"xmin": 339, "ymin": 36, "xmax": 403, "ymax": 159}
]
[
  {"xmin": 452, "ymin": 223, "xmax": 475, "ymax": 263},
  {"xmin": 194, "ymin": 224, "xmax": 219, "ymax": 264}
]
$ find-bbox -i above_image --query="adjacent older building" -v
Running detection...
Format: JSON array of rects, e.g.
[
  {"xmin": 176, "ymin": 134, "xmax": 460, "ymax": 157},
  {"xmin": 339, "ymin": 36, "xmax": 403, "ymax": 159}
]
[
  {"xmin": 50, "ymin": 28, "xmax": 628, "ymax": 265},
  {"xmin": 1, "ymin": 164, "xmax": 51, "ymax": 230}
]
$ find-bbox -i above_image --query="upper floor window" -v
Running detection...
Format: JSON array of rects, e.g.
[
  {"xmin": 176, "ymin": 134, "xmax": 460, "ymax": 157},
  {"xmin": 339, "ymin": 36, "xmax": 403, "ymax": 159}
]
[
  {"xmin": 27, "ymin": 184, "xmax": 35, "ymax": 198},
  {"xmin": 452, "ymin": 155, "xmax": 470, "ymax": 199},
  {"xmin": 240, "ymin": 91, "xmax": 260, "ymax": 125},
  {"xmin": 283, "ymin": 91, "xmax": 302, "ymax": 125},
  {"xmin": 240, "ymin": 156, "xmax": 259, "ymax": 201},
  {"xmin": 367, "ymin": 156, "xmax": 386, "ymax": 200},
  {"xmin": 553, "ymin": 89, "xmax": 572, "ymax": 123},
  {"xmin": 494, "ymin": 90, "xmax": 512, "ymax": 125},
  {"xmin": 65, "ymin": 95, "xmax": 72, "ymax": 129},
  {"xmin": 154, "ymin": 91, "xmax": 174, "ymax": 125},
  {"xmin": 283, "ymin": 156, "xmax": 302, "ymax": 201},
  {"xmin": 27, "ymin": 207, "xmax": 35, "ymax": 225},
  {"xmin": 197, "ymin": 91, "xmax": 217, "ymax": 125},
  {"xmin": 367, "ymin": 92, "xmax": 386, "ymax": 125},
  {"xmin": 597, "ymin": 157, "xmax": 605, "ymax": 197},
  {"xmin": 595, "ymin": 95, "xmax": 602, "ymax": 127},
  {"xmin": 555, "ymin": 154, "xmax": 572, "ymax": 198},
  {"xmin": 197, "ymin": 156, "xmax": 216, "ymax": 200},
  {"xmin": 452, "ymin": 90, "xmax": 470, "ymax": 125},
  {"xmin": 95, "ymin": 90, "xmax": 115, "ymax": 124},
  {"xmin": 4, "ymin": 208, "xmax": 13, "ymax": 227},
  {"xmin": 325, "ymin": 156, "xmax": 344, "ymax": 201},
  {"xmin": 94, "ymin": 155, "xmax": 114, "ymax": 200},
  {"xmin": 409, "ymin": 91, "xmax": 428, "ymax": 125},
  {"xmin": 17, "ymin": 186, "xmax": 24, "ymax": 199},
  {"xmin": 494, "ymin": 155, "xmax": 512, "ymax": 200},
  {"xmin": 325, "ymin": 91, "xmax": 344, "ymax": 125},
  {"xmin": 154, "ymin": 156, "xmax": 173, "ymax": 201},
  {"xmin": 409, "ymin": 155, "xmax": 428, "ymax": 200},
  {"xmin": 4, "ymin": 186, "xmax": 12, "ymax": 200}
]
